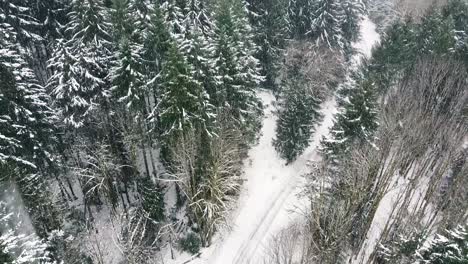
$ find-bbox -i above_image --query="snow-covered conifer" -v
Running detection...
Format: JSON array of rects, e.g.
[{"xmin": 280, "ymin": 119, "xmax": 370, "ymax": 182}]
[
  {"xmin": 214, "ymin": 0, "xmax": 263, "ymax": 139},
  {"xmin": 273, "ymin": 63, "xmax": 321, "ymax": 163},
  {"xmin": 322, "ymin": 65, "xmax": 378, "ymax": 166},
  {"xmin": 49, "ymin": 0, "xmax": 113, "ymax": 128},
  {"xmin": 310, "ymin": 0, "xmax": 346, "ymax": 49},
  {"xmin": 158, "ymin": 42, "xmax": 210, "ymax": 142}
]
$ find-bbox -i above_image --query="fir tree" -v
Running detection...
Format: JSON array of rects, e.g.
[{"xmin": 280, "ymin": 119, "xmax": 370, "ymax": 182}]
[
  {"xmin": 321, "ymin": 65, "xmax": 379, "ymax": 166},
  {"xmin": 273, "ymin": 64, "xmax": 321, "ymax": 163}
]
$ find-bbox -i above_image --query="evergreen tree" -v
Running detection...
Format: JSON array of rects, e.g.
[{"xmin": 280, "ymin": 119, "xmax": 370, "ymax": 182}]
[
  {"xmin": 341, "ymin": 0, "xmax": 365, "ymax": 49},
  {"xmin": 49, "ymin": 0, "xmax": 113, "ymax": 128},
  {"xmin": 139, "ymin": 177, "xmax": 165, "ymax": 222},
  {"xmin": 310, "ymin": 0, "xmax": 345, "ymax": 48},
  {"xmin": 287, "ymin": 0, "xmax": 313, "ymax": 38},
  {"xmin": 162, "ymin": 0, "xmax": 185, "ymax": 35},
  {"xmin": 0, "ymin": 24, "xmax": 56, "ymax": 174},
  {"xmin": 28, "ymin": 0, "xmax": 70, "ymax": 40},
  {"xmin": 158, "ymin": 42, "xmax": 211, "ymax": 142},
  {"xmin": 321, "ymin": 65, "xmax": 378, "ymax": 166},
  {"xmin": 417, "ymin": 225, "xmax": 468, "ymax": 264},
  {"xmin": 144, "ymin": 4, "xmax": 172, "ymax": 131},
  {"xmin": 247, "ymin": 0, "xmax": 288, "ymax": 91},
  {"xmin": 273, "ymin": 64, "xmax": 321, "ymax": 163},
  {"xmin": 0, "ymin": 0, "xmax": 42, "ymax": 43},
  {"xmin": 366, "ymin": 19, "xmax": 417, "ymax": 93},
  {"xmin": 111, "ymin": 37, "xmax": 146, "ymax": 115},
  {"xmin": 214, "ymin": 0, "xmax": 263, "ymax": 139},
  {"xmin": 184, "ymin": 0, "xmax": 213, "ymax": 33},
  {"xmin": 110, "ymin": 0, "xmax": 147, "ymax": 116},
  {"xmin": 0, "ymin": 25, "xmax": 61, "ymax": 237},
  {"xmin": 179, "ymin": 0, "xmax": 219, "ymax": 114},
  {"xmin": 416, "ymin": 8, "xmax": 456, "ymax": 56},
  {"xmin": 442, "ymin": 0, "xmax": 468, "ymax": 65}
]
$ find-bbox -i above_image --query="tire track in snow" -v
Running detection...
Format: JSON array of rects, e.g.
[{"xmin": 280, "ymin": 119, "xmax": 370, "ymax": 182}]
[
  {"xmin": 176, "ymin": 16, "xmax": 380, "ymax": 264},
  {"xmin": 231, "ymin": 94, "xmax": 338, "ymax": 264},
  {"xmin": 232, "ymin": 178, "xmax": 297, "ymax": 264}
]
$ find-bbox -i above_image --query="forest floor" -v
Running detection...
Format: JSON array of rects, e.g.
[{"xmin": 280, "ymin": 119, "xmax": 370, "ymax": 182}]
[{"xmin": 166, "ymin": 16, "xmax": 380, "ymax": 264}]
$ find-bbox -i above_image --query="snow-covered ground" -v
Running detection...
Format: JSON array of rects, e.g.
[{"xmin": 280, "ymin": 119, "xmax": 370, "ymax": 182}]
[{"xmin": 167, "ymin": 16, "xmax": 380, "ymax": 264}]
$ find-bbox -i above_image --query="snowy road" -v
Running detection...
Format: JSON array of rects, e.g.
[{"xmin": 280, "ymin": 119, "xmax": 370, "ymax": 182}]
[{"xmin": 168, "ymin": 16, "xmax": 380, "ymax": 264}]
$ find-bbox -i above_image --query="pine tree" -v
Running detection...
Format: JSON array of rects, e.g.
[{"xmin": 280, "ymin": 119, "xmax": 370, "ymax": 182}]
[
  {"xmin": 273, "ymin": 64, "xmax": 321, "ymax": 163},
  {"xmin": 321, "ymin": 65, "xmax": 378, "ymax": 165},
  {"xmin": 310, "ymin": 0, "xmax": 345, "ymax": 49}
]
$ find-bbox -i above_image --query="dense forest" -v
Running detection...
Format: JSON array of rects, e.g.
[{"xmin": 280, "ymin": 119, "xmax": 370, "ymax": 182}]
[{"xmin": 0, "ymin": 0, "xmax": 467, "ymax": 263}]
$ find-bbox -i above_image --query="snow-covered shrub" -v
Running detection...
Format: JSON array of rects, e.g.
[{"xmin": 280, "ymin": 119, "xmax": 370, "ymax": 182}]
[{"xmin": 178, "ymin": 231, "xmax": 201, "ymax": 254}]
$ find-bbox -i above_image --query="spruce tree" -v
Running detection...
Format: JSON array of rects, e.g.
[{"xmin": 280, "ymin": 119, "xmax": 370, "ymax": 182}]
[
  {"xmin": 143, "ymin": 4, "xmax": 172, "ymax": 129},
  {"xmin": 417, "ymin": 225, "xmax": 468, "ymax": 264},
  {"xmin": 287, "ymin": 0, "xmax": 313, "ymax": 38},
  {"xmin": 139, "ymin": 177, "xmax": 165, "ymax": 222},
  {"xmin": 0, "ymin": 0, "xmax": 42, "ymax": 43},
  {"xmin": 310, "ymin": 0, "xmax": 345, "ymax": 48},
  {"xmin": 158, "ymin": 42, "xmax": 211, "ymax": 142},
  {"xmin": 321, "ymin": 66, "xmax": 378, "ymax": 165},
  {"xmin": 246, "ymin": 0, "xmax": 288, "ymax": 91},
  {"xmin": 111, "ymin": 37, "xmax": 146, "ymax": 115},
  {"xmin": 184, "ymin": 0, "xmax": 213, "ymax": 33},
  {"xmin": 162, "ymin": 0, "xmax": 185, "ymax": 35},
  {"xmin": 341, "ymin": 0, "xmax": 365, "ymax": 50},
  {"xmin": 49, "ymin": 0, "xmax": 113, "ymax": 128},
  {"xmin": 179, "ymin": 0, "xmax": 219, "ymax": 116},
  {"xmin": 214, "ymin": 0, "xmax": 263, "ymax": 140},
  {"xmin": 0, "ymin": 25, "xmax": 61, "ymax": 238},
  {"xmin": 273, "ymin": 64, "xmax": 321, "ymax": 163},
  {"xmin": 110, "ymin": 0, "xmax": 147, "ymax": 116}
]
